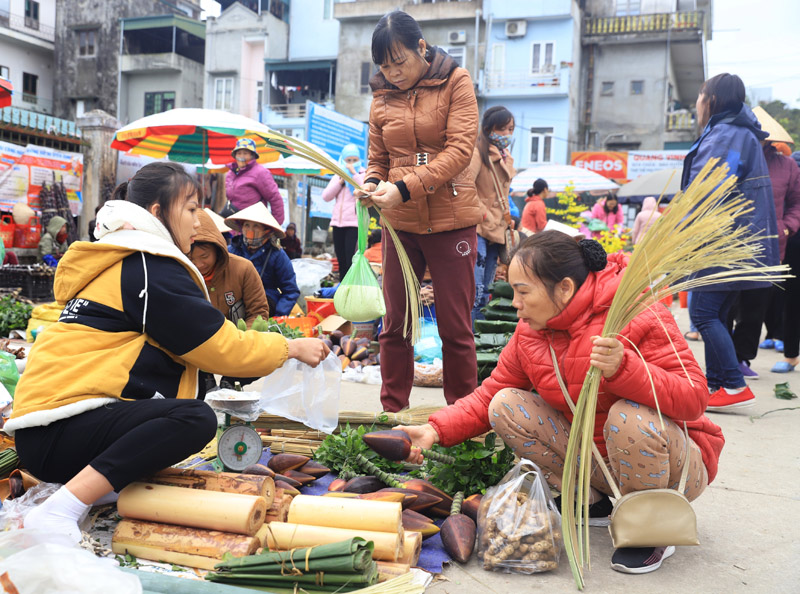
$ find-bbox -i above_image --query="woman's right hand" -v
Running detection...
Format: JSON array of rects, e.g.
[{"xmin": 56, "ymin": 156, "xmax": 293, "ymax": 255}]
[
  {"xmin": 287, "ymin": 338, "xmax": 330, "ymax": 367},
  {"xmin": 354, "ymin": 182, "xmax": 377, "ymax": 208},
  {"xmin": 394, "ymin": 424, "xmax": 439, "ymax": 464}
]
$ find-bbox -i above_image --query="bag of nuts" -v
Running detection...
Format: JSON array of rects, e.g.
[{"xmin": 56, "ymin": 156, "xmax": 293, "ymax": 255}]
[{"xmin": 477, "ymin": 459, "xmax": 562, "ymax": 574}]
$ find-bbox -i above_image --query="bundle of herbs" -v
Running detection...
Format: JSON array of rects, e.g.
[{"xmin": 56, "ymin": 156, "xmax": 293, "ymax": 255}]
[{"xmin": 0, "ymin": 295, "xmax": 33, "ymax": 338}]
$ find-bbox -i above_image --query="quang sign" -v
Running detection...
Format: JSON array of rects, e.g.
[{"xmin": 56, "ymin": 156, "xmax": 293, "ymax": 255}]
[{"xmin": 570, "ymin": 151, "xmax": 628, "ymax": 179}]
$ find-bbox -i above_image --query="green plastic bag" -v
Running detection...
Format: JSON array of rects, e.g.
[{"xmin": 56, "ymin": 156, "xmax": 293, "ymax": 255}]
[
  {"xmin": 334, "ymin": 201, "xmax": 385, "ymax": 323},
  {"xmin": 0, "ymin": 351, "xmax": 19, "ymax": 398}
]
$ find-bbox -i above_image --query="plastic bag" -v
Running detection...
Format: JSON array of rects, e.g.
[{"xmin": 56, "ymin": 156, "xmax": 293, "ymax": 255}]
[
  {"xmin": 413, "ymin": 318, "xmax": 442, "ymax": 363},
  {"xmin": 334, "ymin": 201, "xmax": 386, "ymax": 322},
  {"xmin": 341, "ymin": 364, "xmax": 382, "ymax": 385},
  {"xmin": 259, "ymin": 352, "xmax": 341, "ymax": 434},
  {"xmin": 413, "ymin": 359, "xmax": 442, "ymax": 387},
  {"xmin": 205, "ymin": 389, "xmax": 262, "ymax": 422},
  {"xmin": 0, "ymin": 540, "xmax": 142, "ymax": 594},
  {"xmin": 292, "ymin": 258, "xmax": 333, "ymax": 298},
  {"xmin": 0, "ymin": 482, "xmax": 67, "ymax": 531},
  {"xmin": 477, "ymin": 459, "xmax": 562, "ymax": 574},
  {"xmin": 0, "ymin": 351, "xmax": 20, "ymax": 398}
]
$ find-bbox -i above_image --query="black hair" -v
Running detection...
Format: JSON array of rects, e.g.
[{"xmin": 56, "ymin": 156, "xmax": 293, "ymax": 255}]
[
  {"xmin": 372, "ymin": 10, "xmax": 425, "ymax": 65},
  {"xmin": 602, "ymin": 193, "xmax": 619, "ymax": 214},
  {"xmin": 477, "ymin": 106, "xmax": 515, "ymax": 168},
  {"xmin": 368, "ymin": 228, "xmax": 382, "ymax": 248},
  {"xmin": 700, "ymin": 73, "xmax": 745, "ymax": 118},
  {"xmin": 512, "ymin": 231, "xmax": 607, "ymax": 305},
  {"xmin": 528, "ymin": 178, "xmax": 548, "ymax": 197},
  {"xmin": 112, "ymin": 161, "xmax": 200, "ymax": 245}
]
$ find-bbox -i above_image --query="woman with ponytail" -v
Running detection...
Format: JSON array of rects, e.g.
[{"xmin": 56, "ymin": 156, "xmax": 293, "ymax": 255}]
[
  {"xmin": 469, "ymin": 106, "xmax": 516, "ymax": 321},
  {"xmin": 394, "ymin": 230, "xmax": 724, "ymax": 575},
  {"xmin": 8, "ymin": 162, "xmax": 328, "ymax": 544}
]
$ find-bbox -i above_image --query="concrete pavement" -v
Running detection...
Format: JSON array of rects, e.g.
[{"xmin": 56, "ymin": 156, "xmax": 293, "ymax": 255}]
[{"xmin": 333, "ymin": 306, "xmax": 800, "ymax": 594}]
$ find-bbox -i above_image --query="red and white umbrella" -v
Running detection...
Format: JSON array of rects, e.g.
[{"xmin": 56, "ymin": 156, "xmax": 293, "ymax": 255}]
[{"xmin": 0, "ymin": 78, "xmax": 12, "ymax": 109}]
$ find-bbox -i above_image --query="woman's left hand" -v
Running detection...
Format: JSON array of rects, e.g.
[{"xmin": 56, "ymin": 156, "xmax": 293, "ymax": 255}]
[
  {"xmin": 370, "ymin": 182, "xmax": 404, "ymax": 209},
  {"xmin": 590, "ymin": 336, "xmax": 624, "ymax": 379}
]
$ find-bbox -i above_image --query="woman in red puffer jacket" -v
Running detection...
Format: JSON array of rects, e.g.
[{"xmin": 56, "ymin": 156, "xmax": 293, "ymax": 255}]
[{"xmin": 397, "ymin": 230, "xmax": 725, "ymax": 576}]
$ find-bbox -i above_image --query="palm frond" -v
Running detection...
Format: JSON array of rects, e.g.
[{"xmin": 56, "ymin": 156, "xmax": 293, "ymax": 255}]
[{"xmin": 562, "ymin": 158, "xmax": 791, "ymax": 589}]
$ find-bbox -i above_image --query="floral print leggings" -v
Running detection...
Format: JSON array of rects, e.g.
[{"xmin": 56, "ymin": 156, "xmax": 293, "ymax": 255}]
[{"xmin": 488, "ymin": 388, "xmax": 708, "ymax": 501}]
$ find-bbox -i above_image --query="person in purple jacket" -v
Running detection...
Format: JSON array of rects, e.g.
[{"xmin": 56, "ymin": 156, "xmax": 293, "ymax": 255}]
[{"xmin": 225, "ymin": 138, "xmax": 285, "ymax": 224}]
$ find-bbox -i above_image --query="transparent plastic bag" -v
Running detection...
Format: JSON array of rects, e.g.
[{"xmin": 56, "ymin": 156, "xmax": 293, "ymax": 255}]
[
  {"xmin": 334, "ymin": 201, "xmax": 385, "ymax": 322},
  {"xmin": 259, "ymin": 352, "xmax": 341, "ymax": 434},
  {"xmin": 292, "ymin": 258, "xmax": 333, "ymax": 297},
  {"xmin": 413, "ymin": 318, "xmax": 442, "ymax": 363},
  {"xmin": 477, "ymin": 458, "xmax": 562, "ymax": 574},
  {"xmin": 0, "ymin": 482, "xmax": 64, "ymax": 531},
  {"xmin": 0, "ymin": 540, "xmax": 141, "ymax": 594},
  {"xmin": 205, "ymin": 389, "xmax": 262, "ymax": 422}
]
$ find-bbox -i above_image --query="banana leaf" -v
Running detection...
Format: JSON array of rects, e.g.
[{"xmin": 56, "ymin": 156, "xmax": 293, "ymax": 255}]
[
  {"xmin": 213, "ymin": 552, "xmax": 374, "ymax": 575},
  {"xmin": 486, "ymin": 297, "xmax": 515, "ymax": 311},
  {"xmin": 474, "ymin": 319, "xmax": 518, "ymax": 334},
  {"xmin": 488, "ymin": 281, "xmax": 514, "ymax": 299},
  {"xmin": 481, "ymin": 307, "xmax": 518, "ymax": 322},
  {"xmin": 214, "ymin": 538, "xmax": 373, "ymax": 572},
  {"xmin": 208, "ymin": 567, "xmax": 377, "ymax": 586},
  {"xmin": 475, "ymin": 333, "xmax": 511, "ymax": 349}
]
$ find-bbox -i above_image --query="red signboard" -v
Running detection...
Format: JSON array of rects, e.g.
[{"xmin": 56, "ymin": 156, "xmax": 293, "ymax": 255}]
[{"xmin": 571, "ymin": 151, "xmax": 628, "ymax": 179}]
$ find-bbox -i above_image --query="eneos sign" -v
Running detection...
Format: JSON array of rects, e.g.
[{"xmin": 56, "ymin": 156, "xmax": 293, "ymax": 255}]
[{"xmin": 571, "ymin": 151, "xmax": 627, "ymax": 179}]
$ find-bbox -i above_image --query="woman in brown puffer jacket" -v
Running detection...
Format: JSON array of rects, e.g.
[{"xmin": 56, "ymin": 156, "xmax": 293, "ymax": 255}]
[
  {"xmin": 469, "ymin": 106, "xmax": 516, "ymax": 322},
  {"xmin": 356, "ymin": 10, "xmax": 481, "ymax": 412}
]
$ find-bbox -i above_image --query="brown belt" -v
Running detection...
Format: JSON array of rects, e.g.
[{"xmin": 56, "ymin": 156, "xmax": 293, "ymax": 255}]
[{"xmin": 389, "ymin": 152, "xmax": 439, "ymax": 167}]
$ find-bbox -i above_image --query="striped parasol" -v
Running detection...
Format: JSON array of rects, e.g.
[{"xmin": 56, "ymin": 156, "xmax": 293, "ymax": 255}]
[
  {"xmin": 265, "ymin": 154, "xmax": 334, "ymax": 176},
  {"xmin": 510, "ymin": 164, "xmax": 619, "ymax": 193},
  {"xmin": 0, "ymin": 77, "xmax": 12, "ymax": 109},
  {"xmin": 111, "ymin": 108, "xmax": 293, "ymax": 165}
]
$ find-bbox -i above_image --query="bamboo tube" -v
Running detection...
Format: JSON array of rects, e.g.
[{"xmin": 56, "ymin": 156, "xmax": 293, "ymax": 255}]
[
  {"xmin": 375, "ymin": 562, "xmax": 411, "ymax": 582},
  {"xmin": 287, "ymin": 495, "xmax": 403, "ymax": 536},
  {"xmin": 397, "ymin": 531, "xmax": 421, "ymax": 566},
  {"xmin": 113, "ymin": 519, "xmax": 259, "ymax": 559},
  {"xmin": 111, "ymin": 542, "xmax": 219, "ymax": 570},
  {"xmin": 149, "ymin": 468, "xmax": 275, "ymax": 505},
  {"xmin": 117, "ymin": 482, "xmax": 266, "ymax": 536},
  {"xmin": 265, "ymin": 522, "xmax": 402, "ymax": 562}
]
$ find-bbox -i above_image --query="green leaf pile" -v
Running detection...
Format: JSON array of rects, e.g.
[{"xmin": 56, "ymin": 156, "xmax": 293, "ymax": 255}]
[
  {"xmin": 0, "ymin": 296, "xmax": 33, "ymax": 338},
  {"xmin": 411, "ymin": 432, "xmax": 515, "ymax": 496}
]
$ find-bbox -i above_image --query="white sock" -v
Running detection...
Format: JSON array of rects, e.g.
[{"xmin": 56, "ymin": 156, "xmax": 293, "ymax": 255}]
[
  {"xmin": 24, "ymin": 485, "xmax": 91, "ymax": 543},
  {"xmin": 726, "ymin": 387, "xmax": 745, "ymax": 395},
  {"xmin": 92, "ymin": 491, "xmax": 119, "ymax": 506}
]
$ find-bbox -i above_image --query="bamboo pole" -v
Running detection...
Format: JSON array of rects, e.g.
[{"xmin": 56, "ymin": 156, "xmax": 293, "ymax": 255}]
[
  {"xmin": 117, "ymin": 482, "xmax": 267, "ymax": 536},
  {"xmin": 287, "ymin": 495, "xmax": 403, "ymax": 536},
  {"xmin": 397, "ymin": 531, "xmax": 421, "ymax": 566},
  {"xmin": 148, "ymin": 468, "xmax": 274, "ymax": 505},
  {"xmin": 264, "ymin": 522, "xmax": 402, "ymax": 562}
]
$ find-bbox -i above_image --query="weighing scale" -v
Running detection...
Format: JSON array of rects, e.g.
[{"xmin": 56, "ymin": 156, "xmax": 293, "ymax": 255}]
[{"xmin": 214, "ymin": 413, "xmax": 263, "ymax": 472}]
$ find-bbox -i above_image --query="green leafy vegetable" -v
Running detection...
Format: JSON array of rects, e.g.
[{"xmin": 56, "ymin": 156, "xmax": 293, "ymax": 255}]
[
  {"xmin": 0, "ymin": 296, "xmax": 33, "ymax": 338},
  {"xmin": 411, "ymin": 432, "xmax": 514, "ymax": 496},
  {"xmin": 313, "ymin": 422, "xmax": 405, "ymax": 478},
  {"xmin": 774, "ymin": 382, "xmax": 797, "ymax": 400}
]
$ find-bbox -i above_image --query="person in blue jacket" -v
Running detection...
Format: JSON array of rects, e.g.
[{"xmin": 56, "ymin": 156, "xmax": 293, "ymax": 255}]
[
  {"xmin": 226, "ymin": 203, "xmax": 300, "ymax": 317},
  {"xmin": 681, "ymin": 73, "xmax": 779, "ymax": 412}
]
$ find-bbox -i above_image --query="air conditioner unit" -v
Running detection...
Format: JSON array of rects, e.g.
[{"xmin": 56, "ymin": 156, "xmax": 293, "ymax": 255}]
[
  {"xmin": 448, "ymin": 30, "xmax": 467, "ymax": 44},
  {"xmin": 505, "ymin": 20, "xmax": 527, "ymax": 38}
]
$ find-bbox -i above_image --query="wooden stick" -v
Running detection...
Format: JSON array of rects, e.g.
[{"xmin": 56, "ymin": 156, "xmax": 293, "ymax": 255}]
[
  {"xmin": 149, "ymin": 468, "xmax": 275, "ymax": 506},
  {"xmin": 111, "ymin": 542, "xmax": 219, "ymax": 571},
  {"xmin": 117, "ymin": 482, "xmax": 267, "ymax": 536}
]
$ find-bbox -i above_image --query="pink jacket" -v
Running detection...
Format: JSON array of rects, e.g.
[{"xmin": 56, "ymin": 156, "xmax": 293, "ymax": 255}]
[
  {"xmin": 632, "ymin": 196, "xmax": 661, "ymax": 244},
  {"xmin": 764, "ymin": 146, "xmax": 800, "ymax": 260},
  {"xmin": 320, "ymin": 172, "xmax": 365, "ymax": 228},
  {"xmin": 428, "ymin": 253, "xmax": 725, "ymax": 483},
  {"xmin": 226, "ymin": 160, "xmax": 285, "ymax": 224},
  {"xmin": 591, "ymin": 200, "xmax": 625, "ymax": 231}
]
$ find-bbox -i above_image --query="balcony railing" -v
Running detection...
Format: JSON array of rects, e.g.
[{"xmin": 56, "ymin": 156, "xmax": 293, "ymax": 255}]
[
  {"xmin": 584, "ymin": 11, "xmax": 703, "ymax": 37},
  {"xmin": 0, "ymin": 9, "xmax": 55, "ymax": 42},
  {"xmin": 485, "ymin": 69, "xmax": 562, "ymax": 92},
  {"xmin": 666, "ymin": 110, "xmax": 696, "ymax": 131},
  {"xmin": 265, "ymin": 103, "xmax": 307, "ymax": 119}
]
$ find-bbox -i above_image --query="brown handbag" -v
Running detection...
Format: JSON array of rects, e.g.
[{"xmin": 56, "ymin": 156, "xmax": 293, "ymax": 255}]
[
  {"xmin": 548, "ymin": 346, "xmax": 700, "ymax": 548},
  {"xmin": 487, "ymin": 159, "xmax": 521, "ymax": 265}
]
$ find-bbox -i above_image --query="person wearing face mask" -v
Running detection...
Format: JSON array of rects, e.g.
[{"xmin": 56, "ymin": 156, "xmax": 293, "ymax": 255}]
[
  {"xmin": 469, "ymin": 106, "xmax": 516, "ymax": 322},
  {"xmin": 226, "ymin": 202, "xmax": 300, "ymax": 317},
  {"xmin": 681, "ymin": 73, "xmax": 778, "ymax": 411},
  {"xmin": 225, "ymin": 138, "xmax": 285, "ymax": 224},
  {"xmin": 321, "ymin": 143, "xmax": 367, "ymax": 280},
  {"xmin": 38, "ymin": 215, "xmax": 70, "ymax": 263},
  {"xmin": 355, "ymin": 10, "xmax": 481, "ymax": 412},
  {"xmin": 7, "ymin": 162, "xmax": 328, "ymax": 544}
]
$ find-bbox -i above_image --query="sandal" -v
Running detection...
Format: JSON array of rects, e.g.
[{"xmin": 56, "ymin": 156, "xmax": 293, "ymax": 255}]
[{"xmin": 683, "ymin": 331, "xmax": 701, "ymax": 341}]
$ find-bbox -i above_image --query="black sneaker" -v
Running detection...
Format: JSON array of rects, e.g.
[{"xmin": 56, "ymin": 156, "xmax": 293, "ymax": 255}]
[
  {"xmin": 553, "ymin": 493, "xmax": 613, "ymax": 527},
  {"xmin": 611, "ymin": 546, "xmax": 675, "ymax": 574}
]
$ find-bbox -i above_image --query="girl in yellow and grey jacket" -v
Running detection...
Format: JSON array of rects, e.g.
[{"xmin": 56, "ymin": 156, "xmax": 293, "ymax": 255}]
[{"xmin": 6, "ymin": 162, "xmax": 328, "ymax": 543}]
